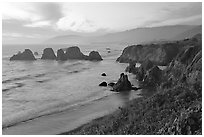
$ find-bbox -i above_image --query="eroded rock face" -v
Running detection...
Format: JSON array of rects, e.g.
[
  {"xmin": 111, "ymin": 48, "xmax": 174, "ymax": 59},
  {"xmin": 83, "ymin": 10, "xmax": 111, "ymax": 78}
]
[
  {"xmin": 57, "ymin": 49, "xmax": 67, "ymax": 61},
  {"xmin": 88, "ymin": 51, "xmax": 103, "ymax": 61},
  {"xmin": 10, "ymin": 49, "xmax": 36, "ymax": 61},
  {"xmin": 132, "ymin": 59, "xmax": 154, "ymax": 82},
  {"xmin": 65, "ymin": 46, "xmax": 87, "ymax": 60},
  {"xmin": 113, "ymin": 73, "xmax": 132, "ymax": 92},
  {"xmin": 117, "ymin": 43, "xmax": 181, "ymax": 65},
  {"xmin": 143, "ymin": 66, "xmax": 162, "ymax": 87},
  {"xmin": 41, "ymin": 48, "xmax": 56, "ymax": 60}
]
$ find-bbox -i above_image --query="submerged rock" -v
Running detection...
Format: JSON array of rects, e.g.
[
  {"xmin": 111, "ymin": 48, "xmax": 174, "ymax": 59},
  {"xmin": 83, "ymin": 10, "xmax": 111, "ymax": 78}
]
[
  {"xmin": 108, "ymin": 82, "xmax": 115, "ymax": 87},
  {"xmin": 41, "ymin": 48, "xmax": 56, "ymax": 60},
  {"xmin": 99, "ymin": 81, "xmax": 107, "ymax": 87},
  {"xmin": 57, "ymin": 49, "xmax": 67, "ymax": 61},
  {"xmin": 10, "ymin": 49, "xmax": 36, "ymax": 61},
  {"xmin": 113, "ymin": 73, "xmax": 132, "ymax": 92},
  {"xmin": 34, "ymin": 52, "xmax": 39, "ymax": 56},
  {"xmin": 88, "ymin": 51, "xmax": 103, "ymax": 61}
]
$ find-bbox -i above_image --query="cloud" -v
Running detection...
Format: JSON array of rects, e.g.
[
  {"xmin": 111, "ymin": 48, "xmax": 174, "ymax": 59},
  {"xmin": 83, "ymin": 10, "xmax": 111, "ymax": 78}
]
[
  {"xmin": 2, "ymin": 2, "xmax": 63, "ymax": 29},
  {"xmin": 56, "ymin": 12, "xmax": 102, "ymax": 32},
  {"xmin": 31, "ymin": 2, "xmax": 63, "ymax": 22},
  {"xmin": 24, "ymin": 21, "xmax": 51, "ymax": 27}
]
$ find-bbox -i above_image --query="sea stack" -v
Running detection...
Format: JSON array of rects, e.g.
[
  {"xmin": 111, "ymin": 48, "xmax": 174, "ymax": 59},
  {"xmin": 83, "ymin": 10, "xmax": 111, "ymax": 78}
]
[
  {"xmin": 10, "ymin": 49, "xmax": 36, "ymax": 61},
  {"xmin": 112, "ymin": 73, "xmax": 132, "ymax": 92},
  {"xmin": 88, "ymin": 51, "xmax": 103, "ymax": 61},
  {"xmin": 41, "ymin": 48, "xmax": 56, "ymax": 60},
  {"xmin": 65, "ymin": 46, "xmax": 87, "ymax": 60},
  {"xmin": 57, "ymin": 49, "xmax": 67, "ymax": 61}
]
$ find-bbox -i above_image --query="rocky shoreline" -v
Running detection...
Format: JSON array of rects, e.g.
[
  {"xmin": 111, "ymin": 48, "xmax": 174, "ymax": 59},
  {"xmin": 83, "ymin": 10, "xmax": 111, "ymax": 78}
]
[{"xmin": 60, "ymin": 33, "xmax": 202, "ymax": 135}]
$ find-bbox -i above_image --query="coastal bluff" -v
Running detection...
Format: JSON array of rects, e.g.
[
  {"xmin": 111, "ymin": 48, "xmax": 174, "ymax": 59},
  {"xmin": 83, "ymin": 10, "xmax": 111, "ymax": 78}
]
[
  {"xmin": 117, "ymin": 42, "xmax": 182, "ymax": 66},
  {"xmin": 117, "ymin": 34, "xmax": 202, "ymax": 66}
]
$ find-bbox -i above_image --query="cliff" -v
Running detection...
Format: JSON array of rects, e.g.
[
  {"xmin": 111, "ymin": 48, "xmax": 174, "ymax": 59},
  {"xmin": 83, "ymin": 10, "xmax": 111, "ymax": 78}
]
[
  {"xmin": 63, "ymin": 34, "xmax": 202, "ymax": 135},
  {"xmin": 116, "ymin": 34, "xmax": 201, "ymax": 65}
]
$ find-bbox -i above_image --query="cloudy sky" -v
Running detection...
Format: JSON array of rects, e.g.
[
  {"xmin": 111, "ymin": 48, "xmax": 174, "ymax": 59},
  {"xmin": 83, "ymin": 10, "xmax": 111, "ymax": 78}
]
[{"xmin": 2, "ymin": 2, "xmax": 202, "ymax": 44}]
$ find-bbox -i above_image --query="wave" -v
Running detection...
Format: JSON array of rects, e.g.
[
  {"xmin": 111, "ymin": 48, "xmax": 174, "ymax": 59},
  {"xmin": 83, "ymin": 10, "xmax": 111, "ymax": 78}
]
[
  {"xmin": 2, "ymin": 83, "xmax": 25, "ymax": 92},
  {"xmin": 2, "ymin": 91, "xmax": 113, "ymax": 129},
  {"xmin": 2, "ymin": 75, "xmax": 31, "ymax": 84}
]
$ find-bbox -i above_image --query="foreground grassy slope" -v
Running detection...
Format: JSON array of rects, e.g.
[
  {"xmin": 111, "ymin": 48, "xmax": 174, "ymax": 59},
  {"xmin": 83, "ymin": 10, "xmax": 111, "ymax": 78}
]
[{"xmin": 62, "ymin": 34, "xmax": 202, "ymax": 135}]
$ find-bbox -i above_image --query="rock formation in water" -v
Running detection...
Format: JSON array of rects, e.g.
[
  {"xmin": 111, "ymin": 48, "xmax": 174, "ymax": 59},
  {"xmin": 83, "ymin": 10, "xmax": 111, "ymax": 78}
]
[
  {"xmin": 10, "ymin": 49, "xmax": 36, "ymax": 61},
  {"xmin": 65, "ymin": 46, "xmax": 87, "ymax": 60},
  {"xmin": 57, "ymin": 49, "xmax": 67, "ymax": 61},
  {"xmin": 88, "ymin": 51, "xmax": 103, "ymax": 61},
  {"xmin": 108, "ymin": 82, "xmax": 115, "ymax": 87},
  {"xmin": 113, "ymin": 73, "xmax": 132, "ymax": 92},
  {"xmin": 41, "ymin": 48, "xmax": 56, "ymax": 60},
  {"xmin": 101, "ymin": 73, "xmax": 107, "ymax": 76},
  {"xmin": 99, "ymin": 81, "xmax": 107, "ymax": 87},
  {"xmin": 34, "ymin": 52, "xmax": 38, "ymax": 56}
]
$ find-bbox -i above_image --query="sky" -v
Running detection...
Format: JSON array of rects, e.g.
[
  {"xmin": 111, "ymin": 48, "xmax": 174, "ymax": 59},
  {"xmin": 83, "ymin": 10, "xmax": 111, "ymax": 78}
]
[{"xmin": 2, "ymin": 2, "xmax": 202, "ymax": 44}]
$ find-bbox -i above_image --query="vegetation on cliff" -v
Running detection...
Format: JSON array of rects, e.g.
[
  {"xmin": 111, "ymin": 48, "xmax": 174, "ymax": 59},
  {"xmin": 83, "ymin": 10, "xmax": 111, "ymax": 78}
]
[{"xmin": 62, "ymin": 34, "xmax": 202, "ymax": 135}]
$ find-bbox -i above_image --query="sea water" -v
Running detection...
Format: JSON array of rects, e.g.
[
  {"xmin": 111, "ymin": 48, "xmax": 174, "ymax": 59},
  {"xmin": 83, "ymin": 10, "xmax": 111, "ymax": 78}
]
[{"xmin": 2, "ymin": 44, "xmax": 141, "ymax": 134}]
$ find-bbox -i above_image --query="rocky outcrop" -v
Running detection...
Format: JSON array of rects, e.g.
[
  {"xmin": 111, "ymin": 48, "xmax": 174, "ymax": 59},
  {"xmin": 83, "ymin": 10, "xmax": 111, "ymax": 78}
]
[
  {"xmin": 108, "ymin": 82, "xmax": 115, "ymax": 87},
  {"xmin": 65, "ymin": 46, "xmax": 87, "ymax": 60},
  {"xmin": 99, "ymin": 81, "xmax": 107, "ymax": 87},
  {"xmin": 101, "ymin": 73, "xmax": 106, "ymax": 76},
  {"xmin": 57, "ymin": 49, "xmax": 67, "ymax": 61},
  {"xmin": 34, "ymin": 52, "xmax": 38, "ymax": 56},
  {"xmin": 113, "ymin": 73, "xmax": 132, "ymax": 92},
  {"xmin": 143, "ymin": 66, "xmax": 162, "ymax": 87},
  {"xmin": 117, "ymin": 34, "xmax": 202, "ymax": 66},
  {"xmin": 125, "ymin": 61, "xmax": 137, "ymax": 74},
  {"xmin": 10, "ymin": 49, "xmax": 36, "ymax": 61},
  {"xmin": 127, "ymin": 59, "xmax": 154, "ymax": 82},
  {"xmin": 41, "ymin": 48, "xmax": 56, "ymax": 60},
  {"xmin": 88, "ymin": 51, "xmax": 103, "ymax": 61},
  {"xmin": 116, "ymin": 41, "xmax": 186, "ymax": 65}
]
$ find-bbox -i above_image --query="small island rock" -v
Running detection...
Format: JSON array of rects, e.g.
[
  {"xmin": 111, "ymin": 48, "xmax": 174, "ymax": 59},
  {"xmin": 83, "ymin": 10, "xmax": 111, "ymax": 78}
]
[
  {"xmin": 41, "ymin": 48, "xmax": 56, "ymax": 60},
  {"xmin": 10, "ymin": 49, "xmax": 36, "ymax": 61}
]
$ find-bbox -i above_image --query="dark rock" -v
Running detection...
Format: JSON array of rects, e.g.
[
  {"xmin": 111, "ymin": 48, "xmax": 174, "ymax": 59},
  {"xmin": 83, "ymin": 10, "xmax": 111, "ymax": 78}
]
[
  {"xmin": 143, "ymin": 66, "xmax": 162, "ymax": 87},
  {"xmin": 65, "ymin": 46, "xmax": 87, "ymax": 60},
  {"xmin": 101, "ymin": 73, "xmax": 106, "ymax": 76},
  {"xmin": 41, "ymin": 48, "xmax": 56, "ymax": 60},
  {"xmin": 34, "ymin": 52, "xmax": 38, "ymax": 56},
  {"xmin": 133, "ymin": 59, "xmax": 154, "ymax": 81},
  {"xmin": 88, "ymin": 51, "xmax": 103, "ymax": 61},
  {"xmin": 141, "ymin": 59, "xmax": 154, "ymax": 72},
  {"xmin": 113, "ymin": 73, "xmax": 132, "ymax": 92},
  {"xmin": 125, "ymin": 61, "xmax": 137, "ymax": 74},
  {"xmin": 108, "ymin": 82, "xmax": 115, "ymax": 87},
  {"xmin": 10, "ymin": 49, "xmax": 36, "ymax": 61},
  {"xmin": 57, "ymin": 49, "xmax": 67, "ymax": 61},
  {"xmin": 116, "ymin": 43, "xmax": 180, "ymax": 65},
  {"xmin": 99, "ymin": 81, "xmax": 107, "ymax": 87}
]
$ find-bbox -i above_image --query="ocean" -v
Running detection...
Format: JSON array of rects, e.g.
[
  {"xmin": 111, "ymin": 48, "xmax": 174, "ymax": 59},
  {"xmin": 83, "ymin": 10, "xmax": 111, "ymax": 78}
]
[{"xmin": 2, "ymin": 44, "xmax": 142, "ymax": 135}]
